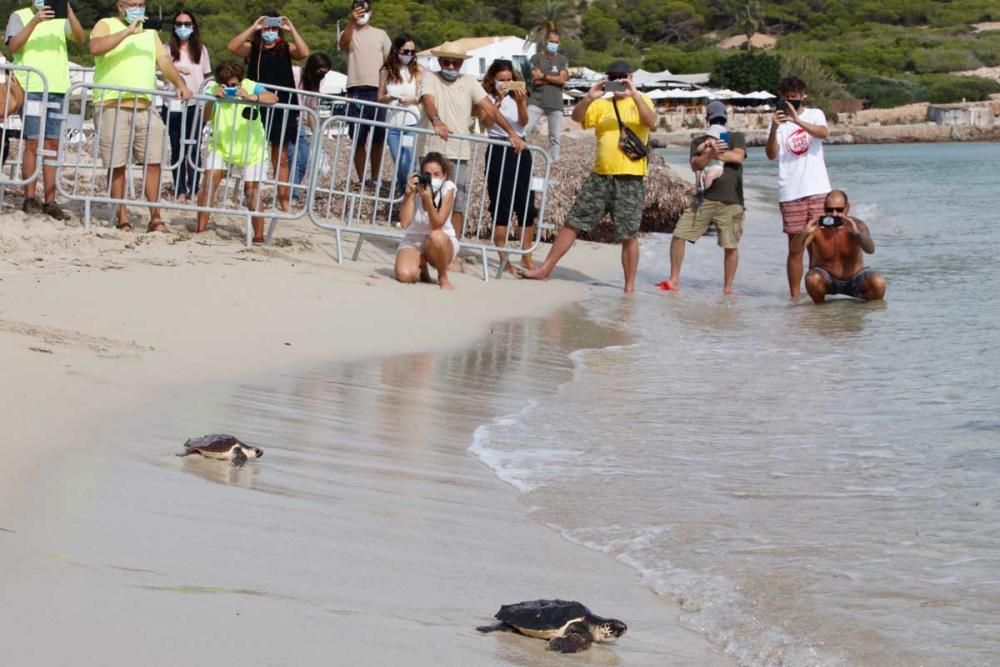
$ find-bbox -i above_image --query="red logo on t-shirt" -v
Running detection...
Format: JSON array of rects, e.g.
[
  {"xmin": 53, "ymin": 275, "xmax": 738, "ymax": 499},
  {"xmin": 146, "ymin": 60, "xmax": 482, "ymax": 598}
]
[{"xmin": 785, "ymin": 128, "xmax": 811, "ymax": 157}]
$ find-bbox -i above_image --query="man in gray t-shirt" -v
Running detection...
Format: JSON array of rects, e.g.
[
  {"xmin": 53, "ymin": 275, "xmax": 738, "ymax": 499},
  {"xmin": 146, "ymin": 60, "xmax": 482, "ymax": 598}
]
[{"xmin": 524, "ymin": 28, "xmax": 568, "ymax": 161}]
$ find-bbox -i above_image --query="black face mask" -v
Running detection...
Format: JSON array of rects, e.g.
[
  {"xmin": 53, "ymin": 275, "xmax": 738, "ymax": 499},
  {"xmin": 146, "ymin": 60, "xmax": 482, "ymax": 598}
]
[
  {"xmin": 708, "ymin": 116, "xmax": 727, "ymax": 126},
  {"xmin": 785, "ymin": 98, "xmax": 803, "ymax": 110}
]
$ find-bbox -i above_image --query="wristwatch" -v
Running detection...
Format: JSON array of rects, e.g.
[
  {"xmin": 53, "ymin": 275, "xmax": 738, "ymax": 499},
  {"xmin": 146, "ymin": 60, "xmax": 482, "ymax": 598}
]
[{"xmin": 430, "ymin": 115, "xmax": 441, "ymax": 123}]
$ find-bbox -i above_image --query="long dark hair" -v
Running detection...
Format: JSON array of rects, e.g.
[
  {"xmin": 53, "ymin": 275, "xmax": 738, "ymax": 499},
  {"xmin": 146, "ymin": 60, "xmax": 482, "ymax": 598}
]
[
  {"xmin": 251, "ymin": 9, "xmax": 289, "ymax": 55},
  {"xmin": 381, "ymin": 33, "xmax": 418, "ymax": 85},
  {"xmin": 168, "ymin": 10, "xmax": 203, "ymax": 65},
  {"xmin": 301, "ymin": 53, "xmax": 332, "ymax": 92},
  {"xmin": 482, "ymin": 59, "xmax": 520, "ymax": 99}
]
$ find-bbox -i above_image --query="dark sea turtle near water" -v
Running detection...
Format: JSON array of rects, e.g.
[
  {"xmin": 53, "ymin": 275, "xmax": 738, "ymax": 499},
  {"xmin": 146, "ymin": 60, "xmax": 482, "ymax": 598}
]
[
  {"xmin": 178, "ymin": 434, "xmax": 263, "ymax": 467},
  {"xmin": 476, "ymin": 599, "xmax": 627, "ymax": 653}
]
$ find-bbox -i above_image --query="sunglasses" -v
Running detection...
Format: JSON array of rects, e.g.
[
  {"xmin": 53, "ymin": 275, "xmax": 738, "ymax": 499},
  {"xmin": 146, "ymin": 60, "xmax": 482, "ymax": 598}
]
[
  {"xmin": 398, "ymin": 49, "xmax": 416, "ymax": 55},
  {"xmin": 825, "ymin": 207, "xmax": 845, "ymax": 213},
  {"xmin": 175, "ymin": 21, "xmax": 193, "ymax": 27},
  {"xmin": 440, "ymin": 59, "xmax": 464, "ymax": 69}
]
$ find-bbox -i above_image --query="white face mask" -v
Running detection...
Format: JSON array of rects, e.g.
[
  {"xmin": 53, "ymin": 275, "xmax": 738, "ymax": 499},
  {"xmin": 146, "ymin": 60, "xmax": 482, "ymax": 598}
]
[
  {"xmin": 494, "ymin": 81, "xmax": 509, "ymax": 94},
  {"xmin": 398, "ymin": 54, "xmax": 413, "ymax": 65},
  {"xmin": 439, "ymin": 69, "xmax": 460, "ymax": 81},
  {"xmin": 356, "ymin": 12, "xmax": 371, "ymax": 25},
  {"xmin": 430, "ymin": 178, "xmax": 444, "ymax": 190}
]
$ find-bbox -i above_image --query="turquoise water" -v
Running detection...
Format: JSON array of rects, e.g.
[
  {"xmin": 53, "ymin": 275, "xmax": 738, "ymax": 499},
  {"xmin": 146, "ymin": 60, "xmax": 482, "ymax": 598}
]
[{"xmin": 473, "ymin": 143, "xmax": 1000, "ymax": 665}]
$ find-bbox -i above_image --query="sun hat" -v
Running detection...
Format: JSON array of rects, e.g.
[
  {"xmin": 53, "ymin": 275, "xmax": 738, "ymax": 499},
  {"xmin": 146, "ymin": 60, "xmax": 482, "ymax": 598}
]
[{"xmin": 430, "ymin": 42, "xmax": 472, "ymax": 60}]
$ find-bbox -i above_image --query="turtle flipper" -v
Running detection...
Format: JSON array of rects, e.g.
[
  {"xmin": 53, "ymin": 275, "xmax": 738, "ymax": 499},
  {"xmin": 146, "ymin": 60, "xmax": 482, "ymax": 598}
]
[
  {"xmin": 231, "ymin": 448, "xmax": 248, "ymax": 468},
  {"xmin": 549, "ymin": 631, "xmax": 593, "ymax": 653},
  {"xmin": 177, "ymin": 447, "xmax": 197, "ymax": 458},
  {"xmin": 476, "ymin": 622, "xmax": 514, "ymax": 634}
]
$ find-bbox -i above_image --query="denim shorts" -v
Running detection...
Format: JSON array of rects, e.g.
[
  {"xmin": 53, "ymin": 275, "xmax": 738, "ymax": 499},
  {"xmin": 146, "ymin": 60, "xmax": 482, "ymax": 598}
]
[{"xmin": 22, "ymin": 92, "xmax": 64, "ymax": 140}]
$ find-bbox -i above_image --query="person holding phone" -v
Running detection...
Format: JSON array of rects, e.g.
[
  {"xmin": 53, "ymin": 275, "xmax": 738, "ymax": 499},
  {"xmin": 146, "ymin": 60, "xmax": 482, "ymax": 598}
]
[
  {"xmin": 339, "ymin": 0, "xmax": 391, "ymax": 186},
  {"xmin": 228, "ymin": 11, "xmax": 310, "ymax": 212},
  {"xmin": 765, "ymin": 76, "xmax": 831, "ymax": 299},
  {"xmin": 90, "ymin": 0, "xmax": 193, "ymax": 232},
  {"xmin": 521, "ymin": 61, "xmax": 655, "ymax": 293},
  {"xmin": 163, "ymin": 10, "xmax": 210, "ymax": 204},
  {"xmin": 664, "ymin": 100, "xmax": 747, "ymax": 294},
  {"xmin": 481, "ymin": 59, "xmax": 538, "ymax": 273},
  {"xmin": 378, "ymin": 33, "xmax": 422, "ymax": 193},
  {"xmin": 6, "ymin": 0, "xmax": 86, "ymax": 220},
  {"xmin": 195, "ymin": 60, "xmax": 278, "ymax": 241}
]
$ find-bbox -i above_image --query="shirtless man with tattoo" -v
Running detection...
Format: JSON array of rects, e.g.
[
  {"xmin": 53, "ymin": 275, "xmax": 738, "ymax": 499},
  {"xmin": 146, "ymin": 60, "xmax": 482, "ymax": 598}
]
[{"xmin": 792, "ymin": 189, "xmax": 887, "ymax": 304}]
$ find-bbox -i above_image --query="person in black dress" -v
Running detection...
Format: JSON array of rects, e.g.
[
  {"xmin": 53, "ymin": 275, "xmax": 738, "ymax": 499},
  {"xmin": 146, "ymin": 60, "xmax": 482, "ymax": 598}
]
[{"xmin": 228, "ymin": 11, "xmax": 310, "ymax": 211}]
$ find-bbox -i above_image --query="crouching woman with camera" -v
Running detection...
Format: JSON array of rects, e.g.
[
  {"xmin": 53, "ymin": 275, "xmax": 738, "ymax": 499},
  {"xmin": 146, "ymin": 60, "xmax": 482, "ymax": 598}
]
[{"xmin": 395, "ymin": 152, "xmax": 459, "ymax": 289}]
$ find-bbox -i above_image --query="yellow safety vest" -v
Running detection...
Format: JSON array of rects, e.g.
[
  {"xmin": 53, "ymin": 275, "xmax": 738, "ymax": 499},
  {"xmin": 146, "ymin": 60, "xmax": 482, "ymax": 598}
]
[
  {"xmin": 93, "ymin": 17, "xmax": 157, "ymax": 104},
  {"xmin": 12, "ymin": 7, "xmax": 69, "ymax": 93},
  {"xmin": 208, "ymin": 79, "xmax": 268, "ymax": 167}
]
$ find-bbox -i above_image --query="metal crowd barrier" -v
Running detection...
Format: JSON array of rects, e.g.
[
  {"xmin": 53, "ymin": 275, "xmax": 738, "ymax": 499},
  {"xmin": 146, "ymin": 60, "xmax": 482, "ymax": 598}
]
[
  {"xmin": 306, "ymin": 115, "xmax": 551, "ymax": 281},
  {"xmin": 54, "ymin": 80, "xmax": 317, "ymax": 245},
  {"xmin": 0, "ymin": 63, "xmax": 50, "ymax": 200}
]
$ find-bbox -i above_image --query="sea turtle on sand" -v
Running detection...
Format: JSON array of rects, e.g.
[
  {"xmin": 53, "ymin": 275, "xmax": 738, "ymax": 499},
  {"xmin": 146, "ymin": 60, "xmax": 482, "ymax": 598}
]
[
  {"xmin": 178, "ymin": 435, "xmax": 263, "ymax": 468},
  {"xmin": 476, "ymin": 599, "xmax": 627, "ymax": 653}
]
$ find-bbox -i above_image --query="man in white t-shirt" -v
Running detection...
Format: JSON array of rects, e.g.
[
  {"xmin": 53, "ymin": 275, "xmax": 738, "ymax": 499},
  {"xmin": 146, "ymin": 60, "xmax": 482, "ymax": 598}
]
[{"xmin": 765, "ymin": 76, "xmax": 831, "ymax": 300}]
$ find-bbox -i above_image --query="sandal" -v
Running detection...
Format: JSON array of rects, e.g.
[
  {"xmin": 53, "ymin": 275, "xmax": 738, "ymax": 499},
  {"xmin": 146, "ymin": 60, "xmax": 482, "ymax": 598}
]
[
  {"xmin": 252, "ymin": 236, "xmax": 266, "ymax": 245},
  {"xmin": 116, "ymin": 222, "xmax": 133, "ymax": 231},
  {"xmin": 147, "ymin": 220, "xmax": 168, "ymax": 233}
]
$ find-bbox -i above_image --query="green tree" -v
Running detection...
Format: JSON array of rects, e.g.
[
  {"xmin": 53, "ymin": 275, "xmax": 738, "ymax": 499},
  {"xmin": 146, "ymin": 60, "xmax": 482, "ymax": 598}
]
[{"xmin": 710, "ymin": 50, "xmax": 780, "ymax": 92}]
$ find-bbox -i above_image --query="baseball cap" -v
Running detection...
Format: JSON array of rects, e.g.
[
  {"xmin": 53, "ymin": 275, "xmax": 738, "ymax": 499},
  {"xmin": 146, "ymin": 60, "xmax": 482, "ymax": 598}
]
[
  {"xmin": 706, "ymin": 100, "xmax": 728, "ymax": 120},
  {"xmin": 605, "ymin": 60, "xmax": 632, "ymax": 76}
]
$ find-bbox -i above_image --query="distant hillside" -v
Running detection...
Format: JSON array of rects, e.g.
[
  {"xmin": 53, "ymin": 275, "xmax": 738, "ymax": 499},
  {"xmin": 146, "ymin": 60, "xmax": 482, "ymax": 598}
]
[{"xmin": 1, "ymin": 0, "xmax": 998, "ymax": 106}]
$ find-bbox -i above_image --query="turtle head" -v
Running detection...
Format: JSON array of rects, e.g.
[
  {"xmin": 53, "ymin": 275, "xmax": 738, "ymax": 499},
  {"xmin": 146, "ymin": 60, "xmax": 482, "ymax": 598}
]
[
  {"xmin": 249, "ymin": 447, "xmax": 264, "ymax": 459},
  {"xmin": 597, "ymin": 619, "xmax": 627, "ymax": 642}
]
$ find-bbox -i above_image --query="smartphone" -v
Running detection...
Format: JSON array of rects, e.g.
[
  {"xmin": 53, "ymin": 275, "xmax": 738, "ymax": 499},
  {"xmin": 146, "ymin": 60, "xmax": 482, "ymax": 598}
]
[
  {"xmin": 143, "ymin": 17, "xmax": 162, "ymax": 30},
  {"xmin": 605, "ymin": 81, "xmax": 626, "ymax": 93},
  {"xmin": 719, "ymin": 131, "xmax": 731, "ymax": 145},
  {"xmin": 50, "ymin": 0, "xmax": 68, "ymax": 20},
  {"xmin": 506, "ymin": 81, "xmax": 526, "ymax": 93},
  {"xmin": 264, "ymin": 16, "xmax": 283, "ymax": 28}
]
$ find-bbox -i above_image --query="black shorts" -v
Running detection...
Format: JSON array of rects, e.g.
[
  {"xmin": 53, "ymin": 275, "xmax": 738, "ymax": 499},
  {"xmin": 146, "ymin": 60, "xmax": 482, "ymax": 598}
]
[{"xmin": 346, "ymin": 86, "xmax": 387, "ymax": 144}]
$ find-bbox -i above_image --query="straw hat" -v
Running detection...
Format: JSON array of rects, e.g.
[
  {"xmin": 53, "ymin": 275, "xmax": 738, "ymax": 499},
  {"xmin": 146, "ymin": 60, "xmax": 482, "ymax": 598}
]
[{"xmin": 430, "ymin": 41, "xmax": 472, "ymax": 60}]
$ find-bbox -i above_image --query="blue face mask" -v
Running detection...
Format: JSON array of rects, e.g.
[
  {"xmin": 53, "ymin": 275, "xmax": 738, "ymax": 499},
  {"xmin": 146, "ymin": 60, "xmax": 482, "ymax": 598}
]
[
  {"xmin": 261, "ymin": 30, "xmax": 279, "ymax": 44},
  {"xmin": 439, "ymin": 69, "xmax": 460, "ymax": 81},
  {"xmin": 223, "ymin": 85, "xmax": 239, "ymax": 98},
  {"xmin": 546, "ymin": 42, "xmax": 559, "ymax": 54},
  {"xmin": 33, "ymin": 0, "xmax": 46, "ymax": 10},
  {"xmin": 174, "ymin": 26, "xmax": 193, "ymax": 40},
  {"xmin": 124, "ymin": 7, "xmax": 145, "ymax": 23}
]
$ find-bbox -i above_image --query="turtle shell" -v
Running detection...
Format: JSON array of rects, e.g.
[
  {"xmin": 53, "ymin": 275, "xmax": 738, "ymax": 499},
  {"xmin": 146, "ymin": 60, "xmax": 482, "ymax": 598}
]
[
  {"xmin": 495, "ymin": 600, "xmax": 591, "ymax": 632},
  {"xmin": 184, "ymin": 434, "xmax": 245, "ymax": 453}
]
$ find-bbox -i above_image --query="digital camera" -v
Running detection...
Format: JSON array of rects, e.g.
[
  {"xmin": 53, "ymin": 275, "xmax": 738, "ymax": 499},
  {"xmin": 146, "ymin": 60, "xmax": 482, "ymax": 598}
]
[
  {"xmin": 417, "ymin": 172, "xmax": 433, "ymax": 188},
  {"xmin": 264, "ymin": 16, "xmax": 283, "ymax": 28},
  {"xmin": 819, "ymin": 215, "xmax": 844, "ymax": 228}
]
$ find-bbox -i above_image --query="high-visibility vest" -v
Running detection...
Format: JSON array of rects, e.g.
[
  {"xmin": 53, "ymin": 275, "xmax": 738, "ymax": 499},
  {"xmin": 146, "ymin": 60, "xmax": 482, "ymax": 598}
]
[
  {"xmin": 12, "ymin": 7, "xmax": 69, "ymax": 93},
  {"xmin": 208, "ymin": 79, "xmax": 268, "ymax": 167},
  {"xmin": 93, "ymin": 17, "xmax": 156, "ymax": 104}
]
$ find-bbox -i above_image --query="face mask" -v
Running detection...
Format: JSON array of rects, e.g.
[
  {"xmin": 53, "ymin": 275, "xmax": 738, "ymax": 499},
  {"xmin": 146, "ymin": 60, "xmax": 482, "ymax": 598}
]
[
  {"xmin": 261, "ymin": 30, "xmax": 279, "ymax": 44},
  {"xmin": 33, "ymin": 0, "xmax": 45, "ymax": 10},
  {"xmin": 223, "ymin": 85, "xmax": 239, "ymax": 98},
  {"xmin": 439, "ymin": 69, "xmax": 460, "ymax": 81},
  {"xmin": 356, "ymin": 12, "xmax": 371, "ymax": 25},
  {"xmin": 546, "ymin": 42, "xmax": 559, "ymax": 54},
  {"xmin": 124, "ymin": 7, "xmax": 145, "ymax": 23},
  {"xmin": 398, "ymin": 54, "xmax": 413, "ymax": 65},
  {"xmin": 495, "ymin": 81, "xmax": 509, "ymax": 94},
  {"xmin": 430, "ymin": 178, "xmax": 444, "ymax": 191},
  {"xmin": 174, "ymin": 26, "xmax": 193, "ymax": 40},
  {"xmin": 786, "ymin": 98, "xmax": 803, "ymax": 110}
]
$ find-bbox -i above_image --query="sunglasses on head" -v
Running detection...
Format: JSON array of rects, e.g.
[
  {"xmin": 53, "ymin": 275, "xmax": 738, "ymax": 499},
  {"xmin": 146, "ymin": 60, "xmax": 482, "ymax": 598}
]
[
  {"xmin": 825, "ymin": 206, "xmax": 845, "ymax": 213},
  {"xmin": 175, "ymin": 21, "xmax": 193, "ymax": 27},
  {"xmin": 398, "ymin": 49, "xmax": 416, "ymax": 55},
  {"xmin": 440, "ymin": 59, "xmax": 463, "ymax": 69}
]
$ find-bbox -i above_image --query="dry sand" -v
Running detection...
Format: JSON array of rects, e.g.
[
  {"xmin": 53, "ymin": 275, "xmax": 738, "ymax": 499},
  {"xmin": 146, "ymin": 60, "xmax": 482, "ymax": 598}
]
[{"xmin": 0, "ymin": 209, "xmax": 732, "ymax": 665}]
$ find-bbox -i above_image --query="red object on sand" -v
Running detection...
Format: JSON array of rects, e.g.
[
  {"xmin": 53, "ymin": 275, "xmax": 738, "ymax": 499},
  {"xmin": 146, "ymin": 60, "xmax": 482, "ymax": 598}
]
[{"xmin": 656, "ymin": 280, "xmax": 673, "ymax": 291}]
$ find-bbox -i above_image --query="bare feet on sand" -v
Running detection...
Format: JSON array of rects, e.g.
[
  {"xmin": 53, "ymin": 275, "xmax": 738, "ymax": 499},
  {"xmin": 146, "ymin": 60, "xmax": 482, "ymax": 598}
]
[
  {"xmin": 439, "ymin": 277, "xmax": 454, "ymax": 290},
  {"xmin": 518, "ymin": 266, "xmax": 549, "ymax": 280}
]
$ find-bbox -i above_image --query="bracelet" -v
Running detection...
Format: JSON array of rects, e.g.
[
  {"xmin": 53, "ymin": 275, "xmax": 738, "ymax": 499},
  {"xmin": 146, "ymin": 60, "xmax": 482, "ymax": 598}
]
[{"xmin": 430, "ymin": 115, "xmax": 441, "ymax": 123}]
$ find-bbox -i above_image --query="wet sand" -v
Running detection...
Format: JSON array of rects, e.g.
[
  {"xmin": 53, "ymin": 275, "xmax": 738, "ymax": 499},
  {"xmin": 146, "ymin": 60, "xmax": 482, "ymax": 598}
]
[{"xmin": 0, "ymin": 212, "xmax": 731, "ymax": 665}]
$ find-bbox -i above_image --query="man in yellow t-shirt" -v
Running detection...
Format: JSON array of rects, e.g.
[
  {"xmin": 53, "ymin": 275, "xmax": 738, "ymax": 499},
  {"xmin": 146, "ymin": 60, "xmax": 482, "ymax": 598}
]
[
  {"xmin": 89, "ymin": 0, "xmax": 191, "ymax": 232},
  {"xmin": 522, "ymin": 61, "xmax": 656, "ymax": 292}
]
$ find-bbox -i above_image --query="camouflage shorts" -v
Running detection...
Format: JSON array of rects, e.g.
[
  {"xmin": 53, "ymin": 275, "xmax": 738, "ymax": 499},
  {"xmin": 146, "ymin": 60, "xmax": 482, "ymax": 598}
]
[{"xmin": 567, "ymin": 173, "xmax": 645, "ymax": 241}]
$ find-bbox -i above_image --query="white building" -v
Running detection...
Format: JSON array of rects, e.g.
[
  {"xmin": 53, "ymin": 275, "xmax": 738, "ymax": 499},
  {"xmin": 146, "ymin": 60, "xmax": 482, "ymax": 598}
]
[{"xmin": 418, "ymin": 36, "xmax": 537, "ymax": 80}]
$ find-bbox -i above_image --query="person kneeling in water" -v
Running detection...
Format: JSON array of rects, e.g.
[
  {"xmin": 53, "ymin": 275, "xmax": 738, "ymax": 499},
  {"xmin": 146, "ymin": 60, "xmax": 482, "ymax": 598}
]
[
  {"xmin": 395, "ymin": 152, "xmax": 460, "ymax": 289},
  {"xmin": 793, "ymin": 189, "xmax": 887, "ymax": 303}
]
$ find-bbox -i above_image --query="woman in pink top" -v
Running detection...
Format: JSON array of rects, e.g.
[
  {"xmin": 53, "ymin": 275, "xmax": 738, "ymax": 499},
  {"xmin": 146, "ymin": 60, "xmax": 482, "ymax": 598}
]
[{"xmin": 164, "ymin": 10, "xmax": 211, "ymax": 203}]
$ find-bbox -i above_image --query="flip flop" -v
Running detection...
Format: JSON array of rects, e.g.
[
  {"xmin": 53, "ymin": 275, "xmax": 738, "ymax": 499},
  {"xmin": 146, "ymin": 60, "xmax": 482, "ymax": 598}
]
[
  {"xmin": 116, "ymin": 222, "xmax": 133, "ymax": 231},
  {"xmin": 147, "ymin": 220, "xmax": 167, "ymax": 233}
]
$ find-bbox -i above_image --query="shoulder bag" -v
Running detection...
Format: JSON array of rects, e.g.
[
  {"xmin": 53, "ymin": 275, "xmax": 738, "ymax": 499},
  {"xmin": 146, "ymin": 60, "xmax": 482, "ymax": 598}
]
[{"xmin": 612, "ymin": 97, "xmax": 649, "ymax": 161}]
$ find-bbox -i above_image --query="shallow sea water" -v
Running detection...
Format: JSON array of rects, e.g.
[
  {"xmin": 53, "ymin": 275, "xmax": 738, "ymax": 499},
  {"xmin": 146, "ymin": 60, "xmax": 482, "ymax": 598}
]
[{"xmin": 472, "ymin": 143, "xmax": 1000, "ymax": 665}]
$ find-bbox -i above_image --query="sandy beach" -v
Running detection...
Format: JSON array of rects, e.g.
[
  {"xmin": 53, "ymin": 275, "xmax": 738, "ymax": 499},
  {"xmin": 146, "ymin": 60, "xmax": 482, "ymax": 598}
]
[{"xmin": 0, "ymin": 209, "xmax": 732, "ymax": 665}]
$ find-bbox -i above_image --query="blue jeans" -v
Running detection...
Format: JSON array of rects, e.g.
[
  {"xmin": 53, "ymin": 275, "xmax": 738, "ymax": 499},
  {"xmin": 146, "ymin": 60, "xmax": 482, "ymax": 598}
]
[
  {"xmin": 386, "ymin": 127, "xmax": 415, "ymax": 191},
  {"xmin": 23, "ymin": 92, "xmax": 64, "ymax": 139},
  {"xmin": 292, "ymin": 125, "xmax": 311, "ymax": 199},
  {"xmin": 161, "ymin": 105, "xmax": 201, "ymax": 197}
]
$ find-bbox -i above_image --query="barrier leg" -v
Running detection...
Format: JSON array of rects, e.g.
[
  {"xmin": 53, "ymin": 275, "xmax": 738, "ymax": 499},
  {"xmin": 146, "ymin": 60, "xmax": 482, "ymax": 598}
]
[
  {"xmin": 335, "ymin": 229, "xmax": 343, "ymax": 264},
  {"xmin": 480, "ymin": 247, "xmax": 489, "ymax": 283},
  {"xmin": 351, "ymin": 233, "xmax": 365, "ymax": 261},
  {"xmin": 265, "ymin": 214, "xmax": 278, "ymax": 246},
  {"xmin": 84, "ymin": 199, "xmax": 91, "ymax": 229},
  {"xmin": 246, "ymin": 214, "xmax": 253, "ymax": 248}
]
